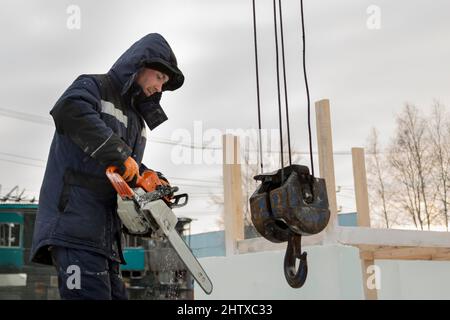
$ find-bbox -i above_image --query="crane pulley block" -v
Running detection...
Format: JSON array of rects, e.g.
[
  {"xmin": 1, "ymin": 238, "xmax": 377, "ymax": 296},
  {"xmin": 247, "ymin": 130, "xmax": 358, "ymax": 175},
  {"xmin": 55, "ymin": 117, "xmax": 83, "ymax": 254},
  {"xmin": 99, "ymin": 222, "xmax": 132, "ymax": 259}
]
[{"xmin": 249, "ymin": 164, "xmax": 330, "ymax": 288}]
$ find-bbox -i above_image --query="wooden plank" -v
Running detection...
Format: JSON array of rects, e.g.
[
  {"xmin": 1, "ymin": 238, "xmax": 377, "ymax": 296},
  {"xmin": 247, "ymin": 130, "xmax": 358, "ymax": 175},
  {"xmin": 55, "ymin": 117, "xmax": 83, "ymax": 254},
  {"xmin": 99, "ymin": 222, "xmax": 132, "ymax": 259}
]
[
  {"xmin": 352, "ymin": 148, "xmax": 371, "ymax": 227},
  {"xmin": 355, "ymin": 245, "xmax": 450, "ymax": 261},
  {"xmin": 239, "ymin": 237, "xmax": 450, "ymax": 260},
  {"xmin": 223, "ymin": 134, "xmax": 245, "ymax": 256},
  {"xmin": 357, "ymin": 244, "xmax": 385, "ymax": 252},
  {"xmin": 361, "ymin": 259, "xmax": 378, "ymax": 300},
  {"xmin": 238, "ymin": 230, "xmax": 450, "ymax": 260},
  {"xmin": 432, "ymin": 252, "xmax": 450, "ymax": 261},
  {"xmin": 352, "ymin": 147, "xmax": 377, "ymax": 299},
  {"xmin": 373, "ymin": 247, "xmax": 436, "ymax": 260},
  {"xmin": 315, "ymin": 100, "xmax": 338, "ymax": 239},
  {"xmin": 359, "ymin": 250, "xmax": 374, "ymax": 260},
  {"xmin": 337, "ymin": 226, "xmax": 450, "ymax": 249}
]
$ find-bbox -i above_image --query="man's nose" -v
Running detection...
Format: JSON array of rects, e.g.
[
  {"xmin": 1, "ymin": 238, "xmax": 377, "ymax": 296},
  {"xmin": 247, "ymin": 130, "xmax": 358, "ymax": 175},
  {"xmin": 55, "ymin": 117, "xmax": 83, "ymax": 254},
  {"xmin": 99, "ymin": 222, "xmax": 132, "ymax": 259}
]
[{"xmin": 155, "ymin": 83, "xmax": 163, "ymax": 92}]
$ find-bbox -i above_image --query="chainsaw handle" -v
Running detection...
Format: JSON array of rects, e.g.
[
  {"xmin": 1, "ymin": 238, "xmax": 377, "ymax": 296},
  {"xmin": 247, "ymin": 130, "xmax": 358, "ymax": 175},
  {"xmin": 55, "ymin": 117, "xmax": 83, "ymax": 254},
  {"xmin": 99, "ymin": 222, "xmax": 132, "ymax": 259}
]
[
  {"xmin": 106, "ymin": 166, "xmax": 146, "ymax": 186},
  {"xmin": 105, "ymin": 166, "xmax": 136, "ymax": 199},
  {"xmin": 106, "ymin": 166, "xmax": 165, "ymax": 194},
  {"xmin": 106, "ymin": 165, "xmax": 120, "ymax": 176},
  {"xmin": 170, "ymin": 193, "xmax": 189, "ymax": 208}
]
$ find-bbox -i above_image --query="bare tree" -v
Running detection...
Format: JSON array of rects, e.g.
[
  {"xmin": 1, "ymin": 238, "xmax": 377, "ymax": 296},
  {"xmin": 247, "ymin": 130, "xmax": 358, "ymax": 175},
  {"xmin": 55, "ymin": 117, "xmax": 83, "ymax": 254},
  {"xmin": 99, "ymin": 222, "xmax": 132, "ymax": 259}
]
[
  {"xmin": 388, "ymin": 104, "xmax": 436, "ymax": 230},
  {"xmin": 428, "ymin": 101, "xmax": 450, "ymax": 230},
  {"xmin": 366, "ymin": 128, "xmax": 392, "ymax": 228}
]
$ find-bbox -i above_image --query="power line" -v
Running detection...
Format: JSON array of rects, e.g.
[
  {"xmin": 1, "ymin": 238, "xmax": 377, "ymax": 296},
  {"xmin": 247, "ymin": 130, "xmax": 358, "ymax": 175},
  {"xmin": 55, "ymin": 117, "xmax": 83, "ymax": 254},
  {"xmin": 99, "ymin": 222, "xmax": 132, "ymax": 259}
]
[
  {"xmin": 0, "ymin": 151, "xmax": 226, "ymax": 186},
  {"xmin": 176, "ymin": 183, "xmax": 223, "ymax": 189},
  {"xmin": 0, "ymin": 150, "xmax": 224, "ymax": 184},
  {"xmin": 0, "ymin": 151, "xmax": 46, "ymax": 163},
  {"xmin": 168, "ymin": 176, "xmax": 222, "ymax": 184},
  {"xmin": 336, "ymin": 194, "xmax": 355, "ymax": 200},
  {"xmin": 0, "ymin": 107, "xmax": 221, "ymax": 150},
  {"xmin": 0, "ymin": 107, "xmax": 53, "ymax": 126},
  {"xmin": 339, "ymin": 189, "xmax": 355, "ymax": 194},
  {"xmin": 0, "ymin": 107, "xmax": 365, "ymax": 155},
  {"xmin": 150, "ymin": 137, "xmax": 222, "ymax": 150},
  {"xmin": 0, "ymin": 157, "xmax": 223, "ymax": 186},
  {"xmin": 0, "ymin": 157, "xmax": 45, "ymax": 168}
]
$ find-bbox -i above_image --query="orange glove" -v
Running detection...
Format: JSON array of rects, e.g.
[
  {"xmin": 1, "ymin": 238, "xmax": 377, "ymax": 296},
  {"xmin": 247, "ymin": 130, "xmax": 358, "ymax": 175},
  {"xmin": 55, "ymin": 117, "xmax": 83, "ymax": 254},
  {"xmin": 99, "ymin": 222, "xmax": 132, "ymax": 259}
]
[{"xmin": 121, "ymin": 156, "xmax": 139, "ymax": 182}]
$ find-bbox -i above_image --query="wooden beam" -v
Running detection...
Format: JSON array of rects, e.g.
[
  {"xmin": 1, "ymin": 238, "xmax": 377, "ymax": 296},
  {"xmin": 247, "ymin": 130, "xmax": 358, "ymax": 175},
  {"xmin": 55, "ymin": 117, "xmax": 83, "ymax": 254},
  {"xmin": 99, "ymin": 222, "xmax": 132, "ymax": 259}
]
[
  {"xmin": 222, "ymin": 134, "xmax": 245, "ymax": 256},
  {"xmin": 357, "ymin": 246, "xmax": 450, "ymax": 261},
  {"xmin": 432, "ymin": 252, "xmax": 450, "ymax": 261},
  {"xmin": 352, "ymin": 148, "xmax": 371, "ymax": 227},
  {"xmin": 337, "ymin": 226, "xmax": 450, "ymax": 249},
  {"xmin": 361, "ymin": 259, "xmax": 378, "ymax": 300},
  {"xmin": 373, "ymin": 247, "xmax": 436, "ymax": 260},
  {"xmin": 315, "ymin": 99, "xmax": 338, "ymax": 238},
  {"xmin": 351, "ymin": 147, "xmax": 377, "ymax": 299},
  {"xmin": 359, "ymin": 250, "xmax": 374, "ymax": 260},
  {"xmin": 237, "ymin": 227, "xmax": 450, "ymax": 260}
]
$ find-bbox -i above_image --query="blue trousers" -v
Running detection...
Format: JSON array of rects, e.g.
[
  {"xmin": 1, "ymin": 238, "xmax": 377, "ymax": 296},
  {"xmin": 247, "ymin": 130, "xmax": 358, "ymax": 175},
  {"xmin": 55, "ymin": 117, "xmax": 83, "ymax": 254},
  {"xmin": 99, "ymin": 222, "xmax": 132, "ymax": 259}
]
[{"xmin": 51, "ymin": 246, "xmax": 128, "ymax": 300}]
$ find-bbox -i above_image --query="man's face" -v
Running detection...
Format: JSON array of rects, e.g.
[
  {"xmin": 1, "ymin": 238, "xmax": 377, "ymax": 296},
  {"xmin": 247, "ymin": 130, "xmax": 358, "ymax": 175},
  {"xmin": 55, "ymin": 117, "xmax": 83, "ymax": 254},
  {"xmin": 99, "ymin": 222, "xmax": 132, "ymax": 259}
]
[{"xmin": 136, "ymin": 68, "xmax": 170, "ymax": 97}]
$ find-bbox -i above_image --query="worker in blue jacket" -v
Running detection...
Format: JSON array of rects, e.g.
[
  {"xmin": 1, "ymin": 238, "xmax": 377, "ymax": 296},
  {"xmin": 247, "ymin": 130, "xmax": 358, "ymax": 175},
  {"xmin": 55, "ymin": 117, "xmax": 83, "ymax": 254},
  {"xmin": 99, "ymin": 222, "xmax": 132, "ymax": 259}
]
[{"xmin": 30, "ymin": 33, "xmax": 184, "ymax": 299}]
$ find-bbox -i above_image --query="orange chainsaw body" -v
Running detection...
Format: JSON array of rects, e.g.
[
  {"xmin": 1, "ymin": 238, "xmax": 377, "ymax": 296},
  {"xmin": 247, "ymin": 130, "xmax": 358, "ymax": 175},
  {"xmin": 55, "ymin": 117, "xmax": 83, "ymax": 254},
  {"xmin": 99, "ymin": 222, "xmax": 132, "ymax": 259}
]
[{"xmin": 106, "ymin": 167, "xmax": 171, "ymax": 202}]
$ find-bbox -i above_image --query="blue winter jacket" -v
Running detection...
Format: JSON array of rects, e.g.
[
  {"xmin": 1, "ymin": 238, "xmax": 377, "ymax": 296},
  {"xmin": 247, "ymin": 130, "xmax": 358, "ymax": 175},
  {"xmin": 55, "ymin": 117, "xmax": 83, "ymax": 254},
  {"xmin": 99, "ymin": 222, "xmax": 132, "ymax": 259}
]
[{"xmin": 30, "ymin": 33, "xmax": 184, "ymax": 265}]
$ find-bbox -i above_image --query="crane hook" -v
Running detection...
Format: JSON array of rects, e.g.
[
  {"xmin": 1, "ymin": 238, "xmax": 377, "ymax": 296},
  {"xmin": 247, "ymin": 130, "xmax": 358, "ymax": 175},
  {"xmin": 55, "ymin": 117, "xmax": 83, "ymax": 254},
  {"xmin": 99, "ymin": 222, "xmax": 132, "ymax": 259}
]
[{"xmin": 284, "ymin": 232, "xmax": 308, "ymax": 288}]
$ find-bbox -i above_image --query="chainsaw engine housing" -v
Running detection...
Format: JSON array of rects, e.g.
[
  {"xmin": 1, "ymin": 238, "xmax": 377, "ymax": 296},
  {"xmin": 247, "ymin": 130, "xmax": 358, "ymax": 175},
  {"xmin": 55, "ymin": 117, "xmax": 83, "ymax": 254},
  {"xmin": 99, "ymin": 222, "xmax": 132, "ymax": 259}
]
[{"xmin": 117, "ymin": 189, "xmax": 152, "ymax": 235}]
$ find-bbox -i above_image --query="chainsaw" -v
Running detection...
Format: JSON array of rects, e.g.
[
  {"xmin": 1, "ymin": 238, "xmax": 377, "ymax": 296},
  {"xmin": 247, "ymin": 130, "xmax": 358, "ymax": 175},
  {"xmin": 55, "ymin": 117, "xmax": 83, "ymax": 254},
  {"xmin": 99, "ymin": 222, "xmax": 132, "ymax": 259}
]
[{"xmin": 105, "ymin": 167, "xmax": 213, "ymax": 295}]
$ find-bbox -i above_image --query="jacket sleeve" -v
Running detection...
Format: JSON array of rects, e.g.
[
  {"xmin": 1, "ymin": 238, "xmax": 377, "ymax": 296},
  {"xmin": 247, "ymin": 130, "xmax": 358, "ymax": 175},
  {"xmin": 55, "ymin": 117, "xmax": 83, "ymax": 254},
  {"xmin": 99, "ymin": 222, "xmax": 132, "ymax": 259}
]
[{"xmin": 50, "ymin": 75, "xmax": 131, "ymax": 166}]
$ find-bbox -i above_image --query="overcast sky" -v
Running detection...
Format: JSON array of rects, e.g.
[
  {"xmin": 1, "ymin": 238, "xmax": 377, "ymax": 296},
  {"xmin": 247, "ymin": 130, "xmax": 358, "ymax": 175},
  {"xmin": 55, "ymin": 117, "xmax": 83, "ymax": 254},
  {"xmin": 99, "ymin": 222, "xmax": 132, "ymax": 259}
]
[{"xmin": 0, "ymin": 0, "xmax": 449, "ymax": 233}]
